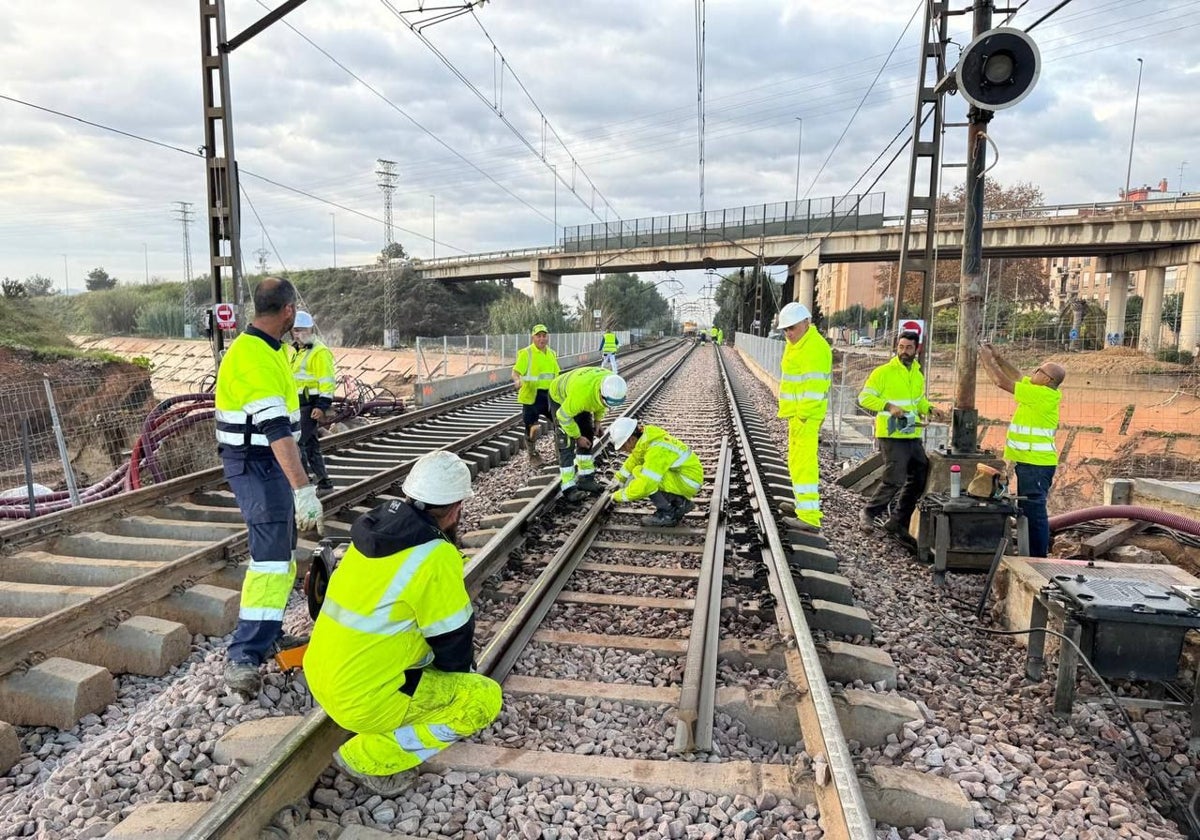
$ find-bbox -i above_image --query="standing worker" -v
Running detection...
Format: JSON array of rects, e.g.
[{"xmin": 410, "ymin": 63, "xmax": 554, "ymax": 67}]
[
  {"xmin": 511, "ymin": 324, "xmax": 560, "ymax": 464},
  {"xmin": 215, "ymin": 277, "xmax": 324, "ymax": 697},
  {"xmin": 775, "ymin": 302, "xmax": 832, "ymax": 532},
  {"xmin": 709, "ymin": 325, "xmax": 719, "ymax": 345},
  {"xmin": 979, "ymin": 344, "xmax": 1065, "ymax": 557},
  {"xmin": 857, "ymin": 331, "xmax": 946, "ymax": 549},
  {"xmin": 716, "ymin": 327, "xmax": 724, "ymax": 346},
  {"xmin": 304, "ymin": 451, "xmax": 502, "ymax": 796},
  {"xmin": 549, "ymin": 367, "xmax": 627, "ymax": 503},
  {"xmin": 607, "ymin": 417, "xmax": 703, "ymax": 527},
  {"xmin": 599, "ymin": 330, "xmax": 620, "ymax": 373},
  {"xmin": 290, "ymin": 311, "xmax": 337, "ymax": 492}
]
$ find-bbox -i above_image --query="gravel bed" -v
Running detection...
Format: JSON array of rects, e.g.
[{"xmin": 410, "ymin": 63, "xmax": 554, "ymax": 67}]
[
  {"xmin": 724, "ymin": 347, "xmax": 1193, "ymax": 838},
  {"xmin": 477, "ymin": 695, "xmax": 806, "ymax": 765},
  {"xmin": 510, "ymin": 641, "xmax": 683, "ymax": 687},
  {"xmin": 717, "ymin": 661, "xmax": 793, "ymax": 692},
  {"xmin": 719, "ymin": 607, "xmax": 781, "ymax": 641},
  {"xmin": 295, "ymin": 771, "xmax": 823, "ymax": 839},
  {"xmin": 587, "ymin": 547, "xmax": 703, "ymax": 570},
  {"xmin": 567, "ymin": 570, "xmax": 698, "ymax": 600},
  {"xmin": 546, "ymin": 603, "xmax": 692, "ymax": 638}
]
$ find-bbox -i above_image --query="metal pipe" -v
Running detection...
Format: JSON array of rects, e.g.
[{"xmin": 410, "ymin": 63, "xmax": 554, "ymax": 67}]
[
  {"xmin": 21, "ymin": 418, "xmax": 36, "ymax": 517},
  {"xmin": 1049, "ymin": 505, "xmax": 1200, "ymax": 537},
  {"xmin": 42, "ymin": 377, "xmax": 81, "ymax": 507}
]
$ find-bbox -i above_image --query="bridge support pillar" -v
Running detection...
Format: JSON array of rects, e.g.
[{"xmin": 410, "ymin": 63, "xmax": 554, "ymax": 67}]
[
  {"xmin": 531, "ymin": 262, "xmax": 561, "ymax": 304},
  {"xmin": 1180, "ymin": 261, "xmax": 1200, "ymax": 356},
  {"xmin": 1104, "ymin": 271, "xmax": 1129, "ymax": 346},
  {"xmin": 1139, "ymin": 266, "xmax": 1166, "ymax": 354},
  {"xmin": 788, "ymin": 265, "xmax": 817, "ymax": 311}
]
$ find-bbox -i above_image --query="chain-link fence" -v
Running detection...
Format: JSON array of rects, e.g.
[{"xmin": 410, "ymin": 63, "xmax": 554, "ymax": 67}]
[{"xmin": 413, "ymin": 330, "xmax": 632, "ymax": 381}]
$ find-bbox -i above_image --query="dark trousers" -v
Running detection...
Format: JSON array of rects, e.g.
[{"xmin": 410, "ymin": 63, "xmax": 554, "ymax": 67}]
[
  {"xmin": 299, "ymin": 403, "xmax": 328, "ymax": 482},
  {"xmin": 521, "ymin": 390, "xmax": 552, "ymax": 433},
  {"xmin": 867, "ymin": 438, "xmax": 929, "ymax": 529},
  {"xmin": 1015, "ymin": 463, "xmax": 1056, "ymax": 558},
  {"xmin": 550, "ymin": 400, "xmax": 595, "ymax": 488}
]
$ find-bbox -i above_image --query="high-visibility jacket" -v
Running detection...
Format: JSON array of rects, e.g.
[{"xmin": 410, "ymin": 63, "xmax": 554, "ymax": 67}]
[
  {"xmin": 512, "ymin": 343, "xmax": 559, "ymax": 405},
  {"xmin": 601, "ymin": 332, "xmax": 619, "ymax": 353},
  {"xmin": 777, "ymin": 325, "xmax": 832, "ymax": 422},
  {"xmin": 858, "ymin": 356, "xmax": 932, "ymax": 439},
  {"xmin": 1004, "ymin": 377, "xmax": 1061, "ymax": 466},
  {"xmin": 305, "ymin": 500, "xmax": 476, "ymax": 723},
  {"xmin": 716, "ymin": 329, "xmax": 724, "ymax": 344},
  {"xmin": 290, "ymin": 338, "xmax": 337, "ymax": 410},
  {"xmin": 549, "ymin": 367, "xmax": 612, "ymax": 438},
  {"xmin": 710, "ymin": 327, "xmax": 718, "ymax": 339},
  {"xmin": 215, "ymin": 326, "xmax": 300, "ymax": 459},
  {"xmin": 611, "ymin": 426, "xmax": 703, "ymax": 502}
]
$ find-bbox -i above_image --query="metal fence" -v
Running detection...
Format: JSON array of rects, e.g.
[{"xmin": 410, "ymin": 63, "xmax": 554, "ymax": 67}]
[
  {"xmin": 562, "ymin": 195, "xmax": 886, "ymax": 253},
  {"xmin": 413, "ymin": 330, "xmax": 632, "ymax": 382}
]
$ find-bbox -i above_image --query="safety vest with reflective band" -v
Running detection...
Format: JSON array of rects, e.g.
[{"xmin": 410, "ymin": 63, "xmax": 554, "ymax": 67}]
[
  {"xmin": 290, "ymin": 338, "xmax": 337, "ymax": 408},
  {"xmin": 611, "ymin": 425, "xmax": 703, "ymax": 502},
  {"xmin": 857, "ymin": 356, "xmax": 932, "ymax": 439},
  {"xmin": 601, "ymin": 332, "xmax": 619, "ymax": 353},
  {"xmin": 215, "ymin": 327, "xmax": 300, "ymax": 458},
  {"xmin": 512, "ymin": 343, "xmax": 560, "ymax": 405},
  {"xmin": 777, "ymin": 325, "xmax": 832, "ymax": 422},
  {"xmin": 304, "ymin": 534, "xmax": 473, "ymax": 717},
  {"xmin": 549, "ymin": 367, "xmax": 611, "ymax": 438},
  {"xmin": 1004, "ymin": 377, "xmax": 1061, "ymax": 466}
]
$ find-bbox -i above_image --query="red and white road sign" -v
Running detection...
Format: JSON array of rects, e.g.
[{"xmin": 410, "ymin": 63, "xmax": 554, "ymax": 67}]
[
  {"xmin": 899, "ymin": 319, "xmax": 925, "ymax": 345},
  {"xmin": 214, "ymin": 303, "xmax": 237, "ymax": 330}
]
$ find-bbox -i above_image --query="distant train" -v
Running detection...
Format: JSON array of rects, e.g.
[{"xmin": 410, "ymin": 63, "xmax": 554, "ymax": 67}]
[{"xmin": 682, "ymin": 321, "xmax": 698, "ymax": 337}]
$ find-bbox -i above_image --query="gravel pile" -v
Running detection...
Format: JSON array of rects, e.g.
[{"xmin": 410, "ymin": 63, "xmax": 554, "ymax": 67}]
[
  {"xmin": 545, "ymin": 603, "xmax": 692, "ymax": 639},
  {"xmin": 511, "ymin": 641, "xmax": 684, "ymax": 687},
  {"xmin": 723, "ymin": 346, "xmax": 1193, "ymax": 838},
  {"xmin": 717, "ymin": 661, "xmax": 793, "ymax": 692},
  {"xmin": 566, "ymin": 569, "xmax": 697, "ymax": 600},
  {"xmin": 586, "ymin": 547, "xmax": 703, "ymax": 570}
]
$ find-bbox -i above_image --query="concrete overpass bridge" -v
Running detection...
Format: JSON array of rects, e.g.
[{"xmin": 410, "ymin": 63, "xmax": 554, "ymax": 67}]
[{"xmin": 408, "ymin": 195, "xmax": 1200, "ymax": 353}]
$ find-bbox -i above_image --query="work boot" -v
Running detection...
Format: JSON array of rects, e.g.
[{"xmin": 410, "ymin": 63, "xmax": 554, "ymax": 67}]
[
  {"xmin": 860, "ymin": 508, "xmax": 883, "ymax": 532},
  {"xmin": 672, "ymin": 497, "xmax": 695, "ymax": 519},
  {"xmin": 562, "ymin": 487, "xmax": 590, "ymax": 504},
  {"xmin": 271, "ymin": 633, "xmax": 310, "ymax": 654},
  {"xmin": 526, "ymin": 436, "xmax": 542, "ymax": 464},
  {"xmin": 223, "ymin": 661, "xmax": 261, "ymax": 698},
  {"xmin": 576, "ymin": 474, "xmax": 604, "ymax": 495},
  {"xmin": 316, "ymin": 478, "xmax": 334, "ymax": 492},
  {"xmin": 642, "ymin": 511, "xmax": 680, "ymax": 527},
  {"xmin": 333, "ymin": 751, "xmax": 416, "ymax": 798},
  {"xmin": 778, "ymin": 501, "xmax": 798, "ymax": 520}
]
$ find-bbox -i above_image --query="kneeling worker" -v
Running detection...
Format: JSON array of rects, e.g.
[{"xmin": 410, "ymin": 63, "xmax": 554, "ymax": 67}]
[
  {"xmin": 549, "ymin": 367, "xmax": 627, "ymax": 503},
  {"xmin": 303, "ymin": 450, "xmax": 502, "ymax": 797},
  {"xmin": 608, "ymin": 417, "xmax": 703, "ymax": 527}
]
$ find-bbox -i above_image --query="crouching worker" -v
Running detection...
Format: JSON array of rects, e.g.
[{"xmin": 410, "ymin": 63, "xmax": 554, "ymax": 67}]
[
  {"xmin": 549, "ymin": 367, "xmax": 627, "ymax": 504},
  {"xmin": 608, "ymin": 417, "xmax": 703, "ymax": 527},
  {"xmin": 303, "ymin": 450, "xmax": 502, "ymax": 797}
]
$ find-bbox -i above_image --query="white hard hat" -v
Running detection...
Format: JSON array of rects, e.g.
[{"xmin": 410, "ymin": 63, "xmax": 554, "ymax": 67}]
[
  {"xmin": 776, "ymin": 302, "xmax": 812, "ymax": 330},
  {"xmin": 293, "ymin": 310, "xmax": 315, "ymax": 329},
  {"xmin": 402, "ymin": 450, "xmax": 474, "ymax": 506},
  {"xmin": 600, "ymin": 375, "xmax": 627, "ymax": 406},
  {"xmin": 609, "ymin": 416, "xmax": 637, "ymax": 449}
]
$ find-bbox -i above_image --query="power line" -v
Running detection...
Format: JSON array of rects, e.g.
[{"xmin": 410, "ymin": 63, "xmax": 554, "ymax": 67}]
[
  {"xmin": 239, "ymin": 185, "xmax": 289, "ymax": 275},
  {"xmin": 1026, "ymin": 0, "xmax": 1082, "ymax": 31}
]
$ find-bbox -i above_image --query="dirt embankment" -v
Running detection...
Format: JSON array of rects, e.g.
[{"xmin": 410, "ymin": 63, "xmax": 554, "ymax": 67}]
[{"xmin": 0, "ymin": 346, "xmax": 156, "ymax": 491}]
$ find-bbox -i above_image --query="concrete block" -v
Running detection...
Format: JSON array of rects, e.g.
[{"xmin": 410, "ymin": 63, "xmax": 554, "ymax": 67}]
[
  {"xmin": 0, "ymin": 721, "xmax": 20, "ymax": 775},
  {"xmin": 717, "ymin": 687, "xmax": 799, "ymax": 744},
  {"xmin": 52, "ymin": 533, "xmax": 205, "ymax": 562},
  {"xmin": 107, "ymin": 802, "xmax": 212, "ymax": 839},
  {"xmin": 1104, "ymin": 478, "xmax": 1133, "ymax": 505},
  {"xmin": 479, "ymin": 513, "xmax": 513, "ymax": 530},
  {"xmin": 54, "ymin": 615, "xmax": 191, "ymax": 676},
  {"xmin": 342, "ymin": 828, "xmax": 420, "ymax": 840},
  {"xmin": 158, "ymin": 502, "xmax": 246, "ymax": 524},
  {"xmin": 818, "ymin": 640, "xmax": 897, "ymax": 689},
  {"xmin": 140, "ymin": 583, "xmax": 239, "ymax": 637},
  {"xmin": 805, "ymin": 599, "xmax": 872, "ymax": 639},
  {"xmin": 0, "ymin": 657, "xmax": 115, "ymax": 729},
  {"xmin": 834, "ymin": 689, "xmax": 921, "ymax": 747},
  {"xmin": 213, "ymin": 715, "xmax": 304, "ymax": 765},
  {"xmin": 792, "ymin": 569, "xmax": 854, "ymax": 605},
  {"xmin": 500, "ymin": 499, "xmax": 531, "ymax": 513},
  {"xmin": 863, "ymin": 764, "xmax": 973, "ymax": 830},
  {"xmin": 460, "ymin": 528, "xmax": 502, "ymax": 549},
  {"xmin": 785, "ymin": 543, "xmax": 838, "ymax": 573}
]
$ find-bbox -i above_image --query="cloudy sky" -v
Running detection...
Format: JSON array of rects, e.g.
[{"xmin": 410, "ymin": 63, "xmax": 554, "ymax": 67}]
[{"xmin": 2, "ymin": 0, "xmax": 1196, "ymax": 317}]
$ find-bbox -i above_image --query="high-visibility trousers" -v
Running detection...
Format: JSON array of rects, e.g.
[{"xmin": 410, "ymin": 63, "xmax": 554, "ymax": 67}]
[
  {"xmin": 335, "ymin": 669, "xmax": 502, "ymax": 777},
  {"xmin": 786, "ymin": 417, "xmax": 822, "ymax": 527}
]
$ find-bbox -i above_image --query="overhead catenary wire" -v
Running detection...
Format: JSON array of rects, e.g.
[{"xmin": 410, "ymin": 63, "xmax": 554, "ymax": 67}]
[
  {"xmin": 695, "ymin": 0, "xmax": 706, "ymax": 218},
  {"xmin": 239, "ymin": 185, "xmax": 289, "ymax": 275}
]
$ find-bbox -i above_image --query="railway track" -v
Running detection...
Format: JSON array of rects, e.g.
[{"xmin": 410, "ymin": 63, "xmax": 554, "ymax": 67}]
[
  {"xmin": 164, "ymin": 343, "xmax": 963, "ymax": 840},
  {"xmin": 0, "ymin": 342, "xmax": 675, "ymax": 732}
]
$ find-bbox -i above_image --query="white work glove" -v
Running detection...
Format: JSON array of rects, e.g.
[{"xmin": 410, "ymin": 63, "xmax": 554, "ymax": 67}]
[{"xmin": 293, "ymin": 485, "xmax": 325, "ymax": 536}]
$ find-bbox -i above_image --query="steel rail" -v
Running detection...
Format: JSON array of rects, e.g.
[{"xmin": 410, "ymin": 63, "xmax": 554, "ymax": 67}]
[
  {"xmin": 178, "ymin": 341, "xmax": 694, "ymax": 838},
  {"xmin": 715, "ymin": 349, "xmax": 873, "ymax": 839},
  {"xmin": 674, "ymin": 438, "xmax": 729, "ymax": 753}
]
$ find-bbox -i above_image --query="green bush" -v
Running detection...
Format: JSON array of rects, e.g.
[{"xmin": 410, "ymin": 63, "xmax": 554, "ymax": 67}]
[
  {"xmin": 487, "ymin": 296, "xmax": 573, "ymax": 334},
  {"xmin": 1156, "ymin": 348, "xmax": 1195, "ymax": 365},
  {"xmin": 137, "ymin": 300, "xmax": 185, "ymax": 337}
]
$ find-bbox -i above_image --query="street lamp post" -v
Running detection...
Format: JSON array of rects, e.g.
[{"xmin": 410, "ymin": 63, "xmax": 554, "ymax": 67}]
[
  {"xmin": 793, "ymin": 117, "xmax": 803, "ymax": 206},
  {"xmin": 330, "ymin": 213, "xmax": 337, "ymax": 268},
  {"xmin": 430, "ymin": 195, "xmax": 437, "ymax": 259},
  {"xmin": 1123, "ymin": 58, "xmax": 1144, "ymax": 201}
]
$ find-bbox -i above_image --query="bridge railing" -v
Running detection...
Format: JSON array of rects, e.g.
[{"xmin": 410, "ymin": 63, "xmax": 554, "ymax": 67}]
[
  {"xmin": 894, "ymin": 194, "xmax": 1200, "ymax": 228},
  {"xmin": 562, "ymin": 195, "xmax": 886, "ymax": 253}
]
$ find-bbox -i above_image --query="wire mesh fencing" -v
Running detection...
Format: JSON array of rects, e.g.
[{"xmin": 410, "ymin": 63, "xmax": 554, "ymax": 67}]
[{"xmin": 413, "ymin": 330, "xmax": 631, "ymax": 381}]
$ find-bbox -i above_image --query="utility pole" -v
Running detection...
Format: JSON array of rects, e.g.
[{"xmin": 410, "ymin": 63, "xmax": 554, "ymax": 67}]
[
  {"xmin": 174, "ymin": 201, "xmax": 196, "ymax": 338},
  {"xmin": 950, "ymin": 0, "xmax": 994, "ymax": 454},
  {"xmin": 377, "ymin": 158, "xmax": 400, "ymax": 350},
  {"xmin": 376, "ymin": 158, "xmax": 398, "ymax": 248},
  {"xmin": 199, "ymin": 0, "xmax": 311, "ymax": 359}
]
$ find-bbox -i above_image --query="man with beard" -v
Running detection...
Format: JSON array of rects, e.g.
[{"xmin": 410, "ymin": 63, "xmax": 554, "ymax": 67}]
[
  {"xmin": 304, "ymin": 451, "xmax": 502, "ymax": 797},
  {"xmin": 215, "ymin": 277, "xmax": 324, "ymax": 697},
  {"xmin": 857, "ymin": 330, "xmax": 946, "ymax": 550}
]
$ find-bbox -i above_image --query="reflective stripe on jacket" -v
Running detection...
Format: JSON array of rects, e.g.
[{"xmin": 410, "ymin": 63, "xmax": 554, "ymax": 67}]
[
  {"xmin": 612, "ymin": 425, "xmax": 703, "ymax": 502},
  {"xmin": 777, "ymin": 325, "xmax": 832, "ymax": 422},
  {"xmin": 549, "ymin": 367, "xmax": 611, "ymax": 438},
  {"xmin": 290, "ymin": 339, "xmax": 337, "ymax": 409},
  {"xmin": 601, "ymin": 333, "xmax": 619, "ymax": 353},
  {"xmin": 1004, "ymin": 377, "xmax": 1061, "ymax": 466},
  {"xmin": 512, "ymin": 344, "xmax": 560, "ymax": 405},
  {"xmin": 215, "ymin": 328, "xmax": 300, "ymax": 457},
  {"xmin": 857, "ymin": 356, "xmax": 932, "ymax": 439}
]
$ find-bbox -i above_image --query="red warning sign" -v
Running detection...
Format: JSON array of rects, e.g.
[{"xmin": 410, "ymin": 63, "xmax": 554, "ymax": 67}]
[{"xmin": 214, "ymin": 303, "xmax": 236, "ymax": 330}]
